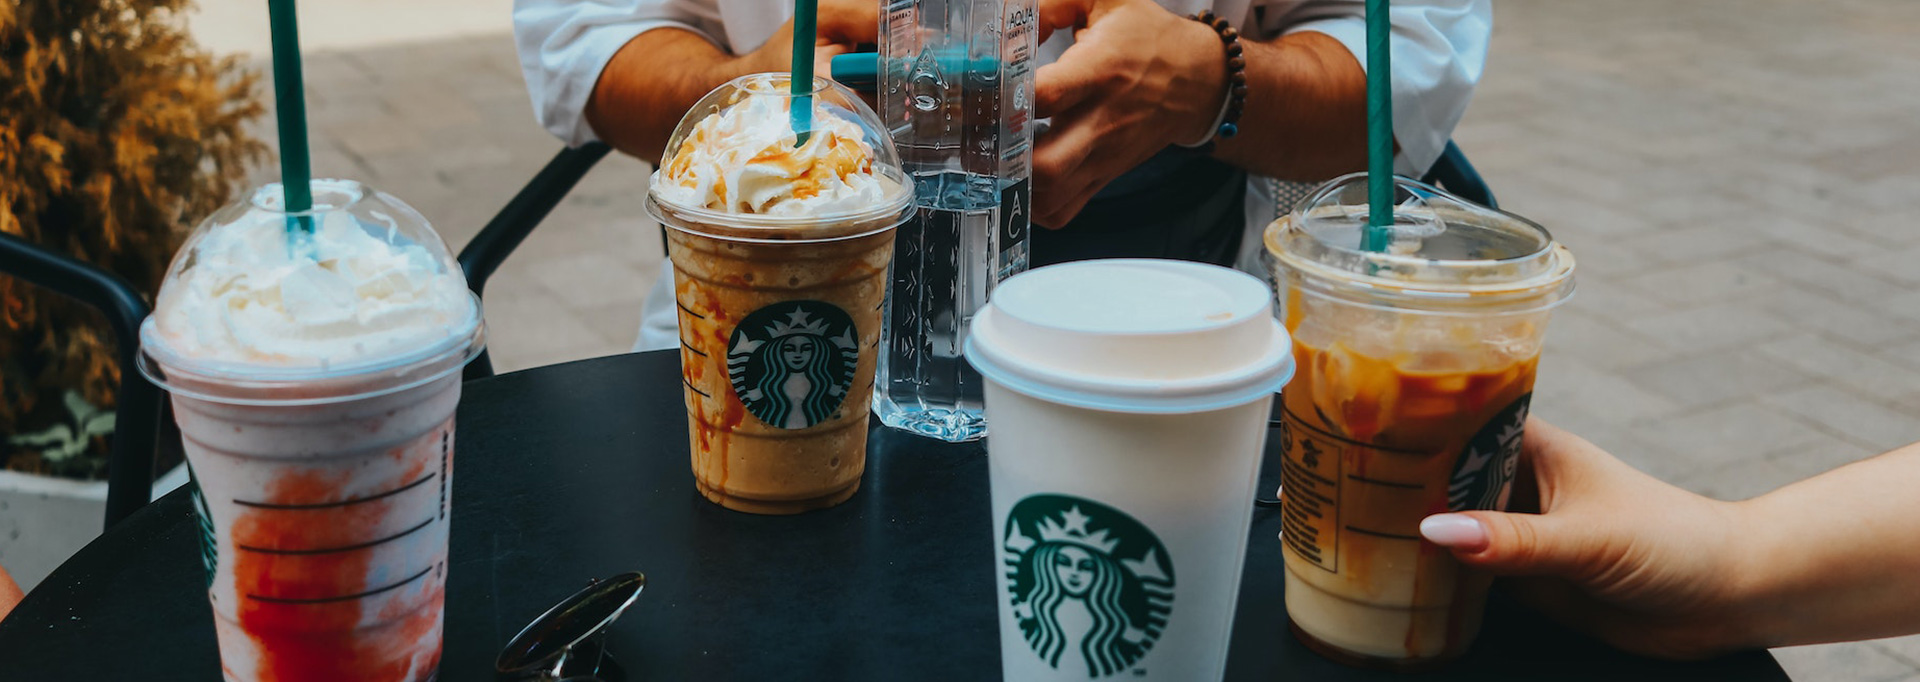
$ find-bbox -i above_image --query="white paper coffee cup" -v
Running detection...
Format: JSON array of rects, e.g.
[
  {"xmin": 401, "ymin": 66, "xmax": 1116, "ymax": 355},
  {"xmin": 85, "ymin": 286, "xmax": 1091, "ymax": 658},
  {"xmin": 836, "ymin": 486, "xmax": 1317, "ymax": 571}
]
[{"xmin": 965, "ymin": 259, "xmax": 1294, "ymax": 681}]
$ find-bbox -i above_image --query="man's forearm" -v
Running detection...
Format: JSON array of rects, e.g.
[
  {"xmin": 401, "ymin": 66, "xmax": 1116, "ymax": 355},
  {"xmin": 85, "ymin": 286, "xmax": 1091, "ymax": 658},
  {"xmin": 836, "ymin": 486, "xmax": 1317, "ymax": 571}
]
[
  {"xmin": 1213, "ymin": 30, "xmax": 1369, "ymax": 182},
  {"xmin": 1736, "ymin": 440, "xmax": 1920, "ymax": 647},
  {"xmin": 585, "ymin": 28, "xmax": 764, "ymax": 162}
]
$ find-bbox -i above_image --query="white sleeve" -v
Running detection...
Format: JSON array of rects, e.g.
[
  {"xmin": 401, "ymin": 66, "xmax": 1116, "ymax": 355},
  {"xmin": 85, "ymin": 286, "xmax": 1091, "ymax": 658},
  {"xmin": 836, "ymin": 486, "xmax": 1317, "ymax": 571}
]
[
  {"xmin": 1257, "ymin": 0, "xmax": 1490, "ymax": 176},
  {"xmin": 513, "ymin": 0, "xmax": 729, "ymax": 147}
]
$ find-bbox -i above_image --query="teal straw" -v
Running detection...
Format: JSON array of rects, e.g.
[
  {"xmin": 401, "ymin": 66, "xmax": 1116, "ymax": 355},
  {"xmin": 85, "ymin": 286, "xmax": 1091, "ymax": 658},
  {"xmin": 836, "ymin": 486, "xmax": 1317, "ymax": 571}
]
[
  {"xmin": 790, "ymin": 0, "xmax": 818, "ymax": 146},
  {"xmin": 267, "ymin": 0, "xmax": 315, "ymax": 242},
  {"xmin": 1362, "ymin": 0, "xmax": 1392, "ymax": 252}
]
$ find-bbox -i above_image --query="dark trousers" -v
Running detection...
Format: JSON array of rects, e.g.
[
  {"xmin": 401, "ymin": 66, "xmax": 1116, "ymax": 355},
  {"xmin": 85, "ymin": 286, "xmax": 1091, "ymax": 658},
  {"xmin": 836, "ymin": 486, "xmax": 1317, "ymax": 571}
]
[{"xmin": 1031, "ymin": 151, "xmax": 1246, "ymax": 268}]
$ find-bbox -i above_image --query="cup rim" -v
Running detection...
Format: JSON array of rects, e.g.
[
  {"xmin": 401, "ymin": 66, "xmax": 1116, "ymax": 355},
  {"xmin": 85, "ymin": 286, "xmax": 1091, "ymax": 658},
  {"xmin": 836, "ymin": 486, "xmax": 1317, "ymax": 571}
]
[
  {"xmin": 964, "ymin": 312, "xmax": 1296, "ymax": 415},
  {"xmin": 137, "ymin": 293, "xmax": 486, "ymax": 406},
  {"xmin": 646, "ymin": 175, "xmax": 914, "ymax": 244},
  {"xmin": 1264, "ymin": 174, "xmax": 1578, "ymax": 313},
  {"xmin": 1295, "ymin": 173, "xmax": 1560, "ymax": 268}
]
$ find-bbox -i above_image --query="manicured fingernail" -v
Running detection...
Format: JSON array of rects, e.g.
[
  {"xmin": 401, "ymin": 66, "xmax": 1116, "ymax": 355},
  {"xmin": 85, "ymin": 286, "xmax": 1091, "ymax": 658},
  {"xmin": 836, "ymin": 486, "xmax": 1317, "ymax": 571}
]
[{"xmin": 1420, "ymin": 514, "xmax": 1488, "ymax": 551}]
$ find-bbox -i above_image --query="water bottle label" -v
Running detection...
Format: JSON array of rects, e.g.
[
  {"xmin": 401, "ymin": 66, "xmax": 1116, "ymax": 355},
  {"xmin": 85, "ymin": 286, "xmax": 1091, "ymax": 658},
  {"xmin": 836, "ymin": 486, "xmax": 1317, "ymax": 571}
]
[
  {"xmin": 999, "ymin": 178, "xmax": 1030, "ymax": 257},
  {"xmin": 1001, "ymin": 0, "xmax": 1036, "ymax": 165}
]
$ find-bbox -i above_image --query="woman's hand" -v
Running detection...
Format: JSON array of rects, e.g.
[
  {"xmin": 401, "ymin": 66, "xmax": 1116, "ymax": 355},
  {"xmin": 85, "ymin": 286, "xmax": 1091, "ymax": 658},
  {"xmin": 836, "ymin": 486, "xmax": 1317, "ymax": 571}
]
[
  {"xmin": 1029, "ymin": 0, "xmax": 1228, "ymax": 228},
  {"xmin": 738, "ymin": 0, "xmax": 880, "ymax": 79},
  {"xmin": 0, "ymin": 563, "xmax": 22, "ymax": 622},
  {"xmin": 1428, "ymin": 418, "xmax": 1920, "ymax": 658},
  {"xmin": 1420, "ymin": 417, "xmax": 1763, "ymax": 659}
]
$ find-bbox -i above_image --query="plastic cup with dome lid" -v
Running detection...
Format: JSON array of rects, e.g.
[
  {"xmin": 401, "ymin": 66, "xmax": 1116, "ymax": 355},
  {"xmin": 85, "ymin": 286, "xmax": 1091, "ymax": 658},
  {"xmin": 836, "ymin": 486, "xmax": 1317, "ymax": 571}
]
[
  {"xmin": 647, "ymin": 73, "xmax": 914, "ymax": 515},
  {"xmin": 138, "ymin": 178, "xmax": 483, "ymax": 682},
  {"xmin": 1263, "ymin": 172, "xmax": 1576, "ymax": 669}
]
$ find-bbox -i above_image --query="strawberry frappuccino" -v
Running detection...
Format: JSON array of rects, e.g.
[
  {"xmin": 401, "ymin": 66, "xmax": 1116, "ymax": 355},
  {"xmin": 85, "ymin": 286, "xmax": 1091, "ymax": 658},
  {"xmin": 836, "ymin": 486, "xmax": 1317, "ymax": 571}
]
[{"xmin": 139, "ymin": 179, "xmax": 483, "ymax": 682}]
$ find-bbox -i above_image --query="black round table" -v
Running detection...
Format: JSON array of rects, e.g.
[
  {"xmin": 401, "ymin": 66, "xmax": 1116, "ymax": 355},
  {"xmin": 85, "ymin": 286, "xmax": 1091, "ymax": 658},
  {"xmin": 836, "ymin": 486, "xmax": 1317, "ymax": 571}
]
[{"xmin": 0, "ymin": 351, "xmax": 1788, "ymax": 681}]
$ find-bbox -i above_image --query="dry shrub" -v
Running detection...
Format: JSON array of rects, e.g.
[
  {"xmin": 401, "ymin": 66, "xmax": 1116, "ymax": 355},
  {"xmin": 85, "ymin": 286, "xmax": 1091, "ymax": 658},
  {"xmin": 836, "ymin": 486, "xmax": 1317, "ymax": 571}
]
[{"xmin": 0, "ymin": 0, "xmax": 266, "ymax": 478}]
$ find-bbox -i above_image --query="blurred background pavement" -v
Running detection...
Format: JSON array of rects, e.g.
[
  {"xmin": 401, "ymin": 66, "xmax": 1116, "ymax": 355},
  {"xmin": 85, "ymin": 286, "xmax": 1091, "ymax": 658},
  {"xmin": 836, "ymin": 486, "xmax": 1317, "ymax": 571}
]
[{"xmin": 11, "ymin": 0, "xmax": 1920, "ymax": 678}]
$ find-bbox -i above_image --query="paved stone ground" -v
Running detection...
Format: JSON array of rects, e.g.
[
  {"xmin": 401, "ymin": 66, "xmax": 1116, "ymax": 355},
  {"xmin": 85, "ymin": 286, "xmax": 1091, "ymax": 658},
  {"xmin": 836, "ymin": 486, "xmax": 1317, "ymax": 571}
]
[
  {"xmin": 1455, "ymin": 1, "xmax": 1920, "ymax": 679},
  {"xmin": 239, "ymin": 0, "xmax": 1918, "ymax": 678},
  {"xmin": 245, "ymin": 38, "xmax": 665, "ymax": 373}
]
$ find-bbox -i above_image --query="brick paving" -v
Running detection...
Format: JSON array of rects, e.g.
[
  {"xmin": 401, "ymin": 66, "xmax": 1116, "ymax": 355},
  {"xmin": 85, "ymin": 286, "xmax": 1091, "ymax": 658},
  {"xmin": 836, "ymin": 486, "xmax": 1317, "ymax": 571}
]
[
  {"xmin": 243, "ymin": 1, "xmax": 1920, "ymax": 678},
  {"xmin": 246, "ymin": 38, "xmax": 664, "ymax": 374},
  {"xmin": 1456, "ymin": 2, "xmax": 1920, "ymax": 679}
]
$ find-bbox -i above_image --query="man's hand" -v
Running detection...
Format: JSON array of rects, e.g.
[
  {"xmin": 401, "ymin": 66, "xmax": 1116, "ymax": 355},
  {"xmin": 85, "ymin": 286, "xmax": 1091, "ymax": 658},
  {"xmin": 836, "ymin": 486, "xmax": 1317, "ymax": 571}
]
[
  {"xmin": 738, "ymin": 0, "xmax": 879, "ymax": 79},
  {"xmin": 1030, "ymin": 0, "xmax": 1226, "ymax": 228},
  {"xmin": 586, "ymin": 0, "xmax": 878, "ymax": 162}
]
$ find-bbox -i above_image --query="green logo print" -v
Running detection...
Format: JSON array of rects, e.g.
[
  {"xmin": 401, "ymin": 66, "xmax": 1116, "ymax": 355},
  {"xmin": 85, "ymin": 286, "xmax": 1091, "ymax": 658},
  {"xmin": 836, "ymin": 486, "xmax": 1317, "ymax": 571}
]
[
  {"xmin": 1447, "ymin": 394, "xmax": 1531, "ymax": 512},
  {"xmin": 1004, "ymin": 494, "xmax": 1173, "ymax": 678},
  {"xmin": 188, "ymin": 466, "xmax": 217, "ymax": 588},
  {"xmin": 727, "ymin": 301, "xmax": 860, "ymax": 429}
]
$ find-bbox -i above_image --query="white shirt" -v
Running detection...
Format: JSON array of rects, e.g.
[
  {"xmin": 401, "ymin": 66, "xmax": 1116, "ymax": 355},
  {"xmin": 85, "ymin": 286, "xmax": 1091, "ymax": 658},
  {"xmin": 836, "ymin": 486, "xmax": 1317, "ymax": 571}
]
[
  {"xmin": 512, "ymin": 0, "xmax": 1489, "ymax": 176},
  {"xmin": 512, "ymin": 0, "xmax": 1490, "ymax": 350}
]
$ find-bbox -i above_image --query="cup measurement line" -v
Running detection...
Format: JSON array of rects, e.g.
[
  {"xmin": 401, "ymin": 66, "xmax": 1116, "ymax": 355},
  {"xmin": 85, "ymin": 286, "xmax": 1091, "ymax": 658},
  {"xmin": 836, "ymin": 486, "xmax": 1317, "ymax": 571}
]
[
  {"xmin": 1280, "ymin": 405, "xmax": 1425, "ymax": 454},
  {"xmin": 246, "ymin": 563, "xmax": 435, "ymax": 604},
  {"xmin": 236, "ymin": 516, "xmax": 437, "ymax": 556},
  {"xmin": 232, "ymin": 472, "xmax": 436, "ymax": 510},
  {"xmin": 1344, "ymin": 525, "xmax": 1422, "ymax": 542},
  {"xmin": 676, "ymin": 302, "xmax": 707, "ymax": 319},
  {"xmin": 681, "ymin": 339, "xmax": 708, "ymax": 357},
  {"xmin": 1347, "ymin": 474, "xmax": 1424, "ymax": 490},
  {"xmin": 683, "ymin": 377, "xmax": 711, "ymax": 398},
  {"xmin": 439, "ymin": 431, "xmax": 450, "ymax": 522}
]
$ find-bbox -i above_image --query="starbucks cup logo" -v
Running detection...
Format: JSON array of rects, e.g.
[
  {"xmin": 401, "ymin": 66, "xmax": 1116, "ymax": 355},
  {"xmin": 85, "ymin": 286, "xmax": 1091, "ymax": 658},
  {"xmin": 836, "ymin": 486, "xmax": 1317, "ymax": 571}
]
[
  {"xmin": 727, "ymin": 301, "xmax": 860, "ymax": 429},
  {"xmin": 1448, "ymin": 394, "xmax": 1531, "ymax": 512},
  {"xmin": 190, "ymin": 476, "xmax": 217, "ymax": 588},
  {"xmin": 1004, "ymin": 494, "xmax": 1174, "ymax": 678}
]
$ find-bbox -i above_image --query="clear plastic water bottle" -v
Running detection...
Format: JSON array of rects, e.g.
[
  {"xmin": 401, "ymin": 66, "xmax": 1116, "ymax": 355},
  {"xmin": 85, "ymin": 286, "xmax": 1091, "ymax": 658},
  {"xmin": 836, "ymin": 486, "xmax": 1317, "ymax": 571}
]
[{"xmin": 873, "ymin": 0, "xmax": 1036, "ymax": 442}]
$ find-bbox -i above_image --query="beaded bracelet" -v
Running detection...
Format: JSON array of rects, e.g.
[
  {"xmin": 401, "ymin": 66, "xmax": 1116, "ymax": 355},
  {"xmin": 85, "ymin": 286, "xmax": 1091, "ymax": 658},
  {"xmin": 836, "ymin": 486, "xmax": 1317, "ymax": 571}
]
[{"xmin": 1192, "ymin": 10, "xmax": 1248, "ymax": 141}]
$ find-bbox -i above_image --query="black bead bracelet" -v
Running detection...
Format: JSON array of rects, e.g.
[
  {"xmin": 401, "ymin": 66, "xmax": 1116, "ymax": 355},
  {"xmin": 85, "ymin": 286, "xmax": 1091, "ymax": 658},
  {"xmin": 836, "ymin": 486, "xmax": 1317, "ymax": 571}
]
[{"xmin": 1192, "ymin": 10, "xmax": 1247, "ymax": 140}]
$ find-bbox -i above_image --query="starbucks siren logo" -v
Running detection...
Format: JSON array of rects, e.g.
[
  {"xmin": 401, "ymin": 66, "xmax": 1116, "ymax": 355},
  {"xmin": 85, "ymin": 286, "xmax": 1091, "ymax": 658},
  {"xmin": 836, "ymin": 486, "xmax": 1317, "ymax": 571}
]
[
  {"xmin": 1004, "ymin": 494, "xmax": 1173, "ymax": 678},
  {"xmin": 1448, "ymin": 394, "xmax": 1531, "ymax": 512},
  {"xmin": 188, "ymin": 467, "xmax": 217, "ymax": 588},
  {"xmin": 727, "ymin": 300, "xmax": 860, "ymax": 429}
]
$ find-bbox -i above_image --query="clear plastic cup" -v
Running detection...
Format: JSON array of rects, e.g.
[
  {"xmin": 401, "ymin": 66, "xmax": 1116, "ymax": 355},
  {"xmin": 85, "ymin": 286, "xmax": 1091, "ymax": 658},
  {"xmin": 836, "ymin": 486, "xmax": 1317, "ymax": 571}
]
[
  {"xmin": 965, "ymin": 259, "xmax": 1295, "ymax": 680},
  {"xmin": 138, "ymin": 180, "xmax": 484, "ymax": 682},
  {"xmin": 1263, "ymin": 173, "xmax": 1575, "ymax": 668},
  {"xmin": 648, "ymin": 74, "xmax": 913, "ymax": 514}
]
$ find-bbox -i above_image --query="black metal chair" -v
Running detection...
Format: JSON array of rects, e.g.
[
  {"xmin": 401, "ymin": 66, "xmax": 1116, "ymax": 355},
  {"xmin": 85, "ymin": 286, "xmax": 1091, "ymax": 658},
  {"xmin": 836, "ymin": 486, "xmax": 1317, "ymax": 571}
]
[
  {"xmin": 0, "ymin": 233, "xmax": 163, "ymax": 531},
  {"xmin": 0, "ymin": 142, "xmax": 612, "ymax": 530},
  {"xmin": 456, "ymin": 142, "xmax": 614, "ymax": 381},
  {"xmin": 1421, "ymin": 140, "xmax": 1497, "ymax": 209}
]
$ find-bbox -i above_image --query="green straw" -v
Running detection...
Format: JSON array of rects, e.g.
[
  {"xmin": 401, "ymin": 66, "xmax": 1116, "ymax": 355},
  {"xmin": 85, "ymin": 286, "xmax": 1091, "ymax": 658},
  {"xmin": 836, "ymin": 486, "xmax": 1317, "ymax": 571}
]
[
  {"xmin": 790, "ymin": 0, "xmax": 817, "ymax": 146},
  {"xmin": 1362, "ymin": 0, "xmax": 1392, "ymax": 252},
  {"xmin": 267, "ymin": 0, "xmax": 314, "ymax": 241}
]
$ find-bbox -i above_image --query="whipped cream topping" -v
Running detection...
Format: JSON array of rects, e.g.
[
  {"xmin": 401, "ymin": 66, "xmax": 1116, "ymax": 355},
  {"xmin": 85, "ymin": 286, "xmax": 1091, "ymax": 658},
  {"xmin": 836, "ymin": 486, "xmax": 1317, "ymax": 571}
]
[
  {"xmin": 150, "ymin": 208, "xmax": 476, "ymax": 368},
  {"xmin": 652, "ymin": 90, "xmax": 890, "ymax": 216}
]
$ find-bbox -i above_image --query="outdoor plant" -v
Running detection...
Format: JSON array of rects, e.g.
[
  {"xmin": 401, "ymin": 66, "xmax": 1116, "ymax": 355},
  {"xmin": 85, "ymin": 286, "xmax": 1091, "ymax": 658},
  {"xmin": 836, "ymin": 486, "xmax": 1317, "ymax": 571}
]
[{"xmin": 0, "ymin": 0, "xmax": 266, "ymax": 479}]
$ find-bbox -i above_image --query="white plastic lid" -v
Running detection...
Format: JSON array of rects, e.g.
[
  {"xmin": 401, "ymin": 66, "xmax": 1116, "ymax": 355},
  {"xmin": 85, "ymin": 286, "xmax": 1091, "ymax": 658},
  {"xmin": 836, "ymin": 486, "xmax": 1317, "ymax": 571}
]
[
  {"xmin": 646, "ymin": 74, "xmax": 914, "ymax": 243},
  {"xmin": 964, "ymin": 259, "xmax": 1295, "ymax": 414},
  {"xmin": 137, "ymin": 180, "xmax": 485, "ymax": 405}
]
